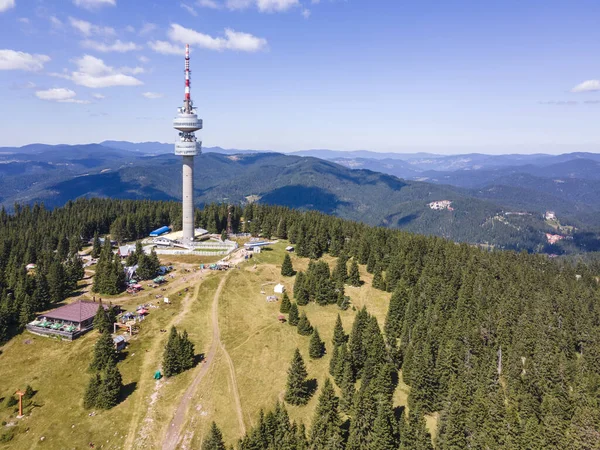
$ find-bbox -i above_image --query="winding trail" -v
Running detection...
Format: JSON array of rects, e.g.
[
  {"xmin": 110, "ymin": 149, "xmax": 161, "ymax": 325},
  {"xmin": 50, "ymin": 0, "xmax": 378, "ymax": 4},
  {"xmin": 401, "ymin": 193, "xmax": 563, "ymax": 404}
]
[
  {"xmin": 162, "ymin": 268, "xmax": 245, "ymax": 450},
  {"xmin": 123, "ymin": 271, "xmax": 204, "ymax": 450}
]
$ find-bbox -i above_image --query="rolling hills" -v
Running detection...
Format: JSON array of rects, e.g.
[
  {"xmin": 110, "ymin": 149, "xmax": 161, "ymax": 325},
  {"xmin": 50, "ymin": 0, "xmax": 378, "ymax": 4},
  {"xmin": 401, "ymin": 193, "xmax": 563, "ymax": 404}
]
[{"xmin": 1, "ymin": 142, "xmax": 598, "ymax": 253}]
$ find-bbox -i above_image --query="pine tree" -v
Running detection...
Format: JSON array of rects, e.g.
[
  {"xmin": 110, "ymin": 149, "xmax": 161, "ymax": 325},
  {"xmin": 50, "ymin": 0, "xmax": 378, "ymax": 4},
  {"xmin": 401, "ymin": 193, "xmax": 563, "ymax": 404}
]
[
  {"xmin": 294, "ymin": 272, "xmax": 309, "ymax": 306},
  {"xmin": 18, "ymin": 294, "xmax": 35, "ymax": 329},
  {"xmin": 309, "ymin": 328, "xmax": 325, "ymax": 359},
  {"xmin": 309, "ymin": 379, "xmax": 344, "ymax": 449},
  {"xmin": 280, "ymin": 292, "xmax": 292, "ymax": 313},
  {"xmin": 83, "ymin": 373, "xmax": 102, "ymax": 409},
  {"xmin": 281, "ymin": 253, "xmax": 295, "ymax": 277},
  {"xmin": 91, "ymin": 232, "xmax": 101, "ymax": 258},
  {"xmin": 90, "ymin": 330, "xmax": 117, "ymax": 371},
  {"xmin": 348, "ymin": 259, "xmax": 361, "ymax": 287},
  {"xmin": 372, "ymin": 263, "xmax": 385, "ymax": 291},
  {"xmin": 370, "ymin": 397, "xmax": 398, "ymax": 450},
  {"xmin": 284, "ymin": 348, "xmax": 310, "ymax": 406},
  {"xmin": 179, "ymin": 329, "xmax": 195, "ymax": 371},
  {"xmin": 288, "ymin": 302, "xmax": 299, "ymax": 326},
  {"xmin": 97, "ymin": 364, "xmax": 123, "ymax": 409},
  {"xmin": 332, "ymin": 253, "xmax": 349, "ymax": 285},
  {"xmin": 339, "ymin": 359, "xmax": 355, "ymax": 413},
  {"xmin": 333, "ymin": 314, "xmax": 346, "ymax": 347},
  {"xmin": 297, "ymin": 312, "xmax": 313, "ymax": 336},
  {"xmin": 202, "ymin": 422, "xmax": 226, "ymax": 450},
  {"xmin": 93, "ymin": 304, "xmax": 109, "ymax": 333},
  {"xmin": 401, "ymin": 408, "xmax": 433, "ymax": 450},
  {"xmin": 163, "ymin": 326, "xmax": 182, "ymax": 377}
]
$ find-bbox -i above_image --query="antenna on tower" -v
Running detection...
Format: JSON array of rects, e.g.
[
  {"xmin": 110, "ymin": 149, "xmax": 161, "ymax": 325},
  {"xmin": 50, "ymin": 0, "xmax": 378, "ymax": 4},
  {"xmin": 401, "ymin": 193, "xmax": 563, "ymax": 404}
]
[{"xmin": 173, "ymin": 44, "xmax": 203, "ymax": 245}]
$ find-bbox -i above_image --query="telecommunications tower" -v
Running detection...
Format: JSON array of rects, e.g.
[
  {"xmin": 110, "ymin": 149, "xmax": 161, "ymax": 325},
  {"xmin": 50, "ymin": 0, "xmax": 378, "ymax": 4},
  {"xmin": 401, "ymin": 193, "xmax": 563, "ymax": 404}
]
[{"xmin": 173, "ymin": 44, "xmax": 202, "ymax": 244}]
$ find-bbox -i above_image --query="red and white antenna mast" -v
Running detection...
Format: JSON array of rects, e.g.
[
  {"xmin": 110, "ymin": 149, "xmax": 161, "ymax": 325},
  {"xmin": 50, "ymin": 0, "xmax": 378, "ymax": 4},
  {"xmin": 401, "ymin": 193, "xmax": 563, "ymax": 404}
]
[
  {"xmin": 184, "ymin": 43, "xmax": 191, "ymax": 113},
  {"xmin": 173, "ymin": 44, "xmax": 203, "ymax": 245}
]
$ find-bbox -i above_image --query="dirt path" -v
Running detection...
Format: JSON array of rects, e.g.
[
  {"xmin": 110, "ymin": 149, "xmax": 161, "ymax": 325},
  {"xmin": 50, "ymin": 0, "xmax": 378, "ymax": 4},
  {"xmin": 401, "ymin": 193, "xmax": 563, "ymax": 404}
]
[
  {"xmin": 162, "ymin": 268, "xmax": 246, "ymax": 450},
  {"xmin": 123, "ymin": 270, "xmax": 207, "ymax": 450}
]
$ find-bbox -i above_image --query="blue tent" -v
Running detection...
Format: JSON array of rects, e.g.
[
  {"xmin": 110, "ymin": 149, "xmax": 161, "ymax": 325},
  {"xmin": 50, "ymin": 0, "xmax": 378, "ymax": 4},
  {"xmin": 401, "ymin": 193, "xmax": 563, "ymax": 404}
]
[{"xmin": 149, "ymin": 226, "xmax": 171, "ymax": 237}]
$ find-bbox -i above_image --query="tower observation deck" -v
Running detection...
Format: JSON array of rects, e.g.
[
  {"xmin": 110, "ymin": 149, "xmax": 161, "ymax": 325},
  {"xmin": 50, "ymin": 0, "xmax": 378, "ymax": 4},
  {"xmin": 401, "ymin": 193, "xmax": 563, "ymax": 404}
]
[{"xmin": 173, "ymin": 44, "xmax": 202, "ymax": 243}]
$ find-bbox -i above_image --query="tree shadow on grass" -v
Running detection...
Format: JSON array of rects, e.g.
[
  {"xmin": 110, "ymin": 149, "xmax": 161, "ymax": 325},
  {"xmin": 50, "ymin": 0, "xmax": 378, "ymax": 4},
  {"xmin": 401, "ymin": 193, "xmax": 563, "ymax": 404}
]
[
  {"xmin": 305, "ymin": 378, "xmax": 318, "ymax": 400},
  {"xmin": 120, "ymin": 382, "xmax": 137, "ymax": 403},
  {"xmin": 393, "ymin": 405, "xmax": 406, "ymax": 422},
  {"xmin": 193, "ymin": 353, "xmax": 205, "ymax": 368}
]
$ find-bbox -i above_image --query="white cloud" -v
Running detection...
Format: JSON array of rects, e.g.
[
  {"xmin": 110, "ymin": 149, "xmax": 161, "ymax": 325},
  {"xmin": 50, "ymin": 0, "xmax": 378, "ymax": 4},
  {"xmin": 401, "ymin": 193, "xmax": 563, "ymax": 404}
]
[
  {"xmin": 125, "ymin": 25, "xmax": 135, "ymax": 33},
  {"xmin": 572, "ymin": 80, "xmax": 600, "ymax": 93},
  {"xmin": 226, "ymin": 0, "xmax": 298, "ymax": 12},
  {"xmin": 57, "ymin": 55, "xmax": 143, "ymax": 88},
  {"xmin": 49, "ymin": 16, "xmax": 63, "ymax": 28},
  {"xmin": 36, "ymin": 88, "xmax": 89, "ymax": 104},
  {"xmin": 138, "ymin": 55, "xmax": 150, "ymax": 63},
  {"xmin": 121, "ymin": 66, "xmax": 144, "ymax": 74},
  {"xmin": 139, "ymin": 23, "xmax": 157, "ymax": 36},
  {"xmin": 256, "ymin": 0, "xmax": 298, "ymax": 12},
  {"xmin": 142, "ymin": 92, "xmax": 163, "ymax": 99},
  {"xmin": 197, "ymin": 0, "xmax": 220, "ymax": 8},
  {"xmin": 73, "ymin": 0, "xmax": 116, "ymax": 10},
  {"xmin": 81, "ymin": 39, "xmax": 141, "ymax": 52},
  {"xmin": 148, "ymin": 40, "xmax": 184, "ymax": 55},
  {"xmin": 69, "ymin": 17, "xmax": 115, "ymax": 37},
  {"xmin": 167, "ymin": 24, "xmax": 268, "ymax": 52},
  {"xmin": 92, "ymin": 93, "xmax": 105, "ymax": 99},
  {"xmin": 0, "ymin": 49, "xmax": 50, "ymax": 71},
  {"xmin": 0, "ymin": 0, "xmax": 15, "ymax": 13},
  {"xmin": 181, "ymin": 3, "xmax": 198, "ymax": 16},
  {"xmin": 302, "ymin": 8, "xmax": 310, "ymax": 18}
]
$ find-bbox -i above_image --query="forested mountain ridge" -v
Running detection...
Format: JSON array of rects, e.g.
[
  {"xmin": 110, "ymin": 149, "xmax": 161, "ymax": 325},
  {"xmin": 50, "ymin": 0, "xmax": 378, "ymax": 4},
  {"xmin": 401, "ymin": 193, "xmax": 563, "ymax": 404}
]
[
  {"xmin": 0, "ymin": 199, "xmax": 599, "ymax": 448},
  {"xmin": 1, "ymin": 143, "xmax": 598, "ymax": 253}
]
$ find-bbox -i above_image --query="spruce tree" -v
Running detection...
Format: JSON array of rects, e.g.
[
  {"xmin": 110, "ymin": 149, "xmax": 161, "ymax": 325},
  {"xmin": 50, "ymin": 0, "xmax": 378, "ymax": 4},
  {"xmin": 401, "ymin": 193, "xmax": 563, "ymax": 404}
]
[
  {"xmin": 83, "ymin": 373, "xmax": 102, "ymax": 409},
  {"xmin": 333, "ymin": 314, "xmax": 346, "ymax": 347},
  {"xmin": 280, "ymin": 292, "xmax": 292, "ymax": 313},
  {"xmin": 309, "ymin": 328, "xmax": 325, "ymax": 359},
  {"xmin": 90, "ymin": 330, "xmax": 117, "ymax": 371},
  {"xmin": 339, "ymin": 359, "xmax": 355, "ymax": 413},
  {"xmin": 281, "ymin": 253, "xmax": 295, "ymax": 277},
  {"xmin": 294, "ymin": 272, "xmax": 309, "ymax": 306},
  {"xmin": 332, "ymin": 253, "xmax": 349, "ymax": 285},
  {"xmin": 288, "ymin": 302, "xmax": 299, "ymax": 326},
  {"xmin": 370, "ymin": 397, "xmax": 398, "ymax": 450},
  {"xmin": 309, "ymin": 379, "xmax": 344, "ymax": 449},
  {"xmin": 372, "ymin": 263, "xmax": 385, "ymax": 291},
  {"xmin": 93, "ymin": 304, "xmax": 109, "ymax": 333},
  {"xmin": 91, "ymin": 232, "xmax": 101, "ymax": 258},
  {"xmin": 202, "ymin": 422, "xmax": 226, "ymax": 450},
  {"xmin": 179, "ymin": 329, "xmax": 195, "ymax": 371},
  {"xmin": 348, "ymin": 259, "xmax": 361, "ymax": 287},
  {"xmin": 297, "ymin": 312, "xmax": 313, "ymax": 336},
  {"xmin": 284, "ymin": 348, "xmax": 310, "ymax": 406},
  {"xmin": 97, "ymin": 364, "xmax": 123, "ymax": 409},
  {"xmin": 163, "ymin": 326, "xmax": 182, "ymax": 377}
]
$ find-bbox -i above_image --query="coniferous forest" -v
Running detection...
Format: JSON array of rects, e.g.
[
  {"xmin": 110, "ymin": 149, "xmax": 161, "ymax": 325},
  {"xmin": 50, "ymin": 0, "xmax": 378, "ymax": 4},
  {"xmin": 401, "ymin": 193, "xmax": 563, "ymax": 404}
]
[{"xmin": 1, "ymin": 198, "xmax": 600, "ymax": 448}]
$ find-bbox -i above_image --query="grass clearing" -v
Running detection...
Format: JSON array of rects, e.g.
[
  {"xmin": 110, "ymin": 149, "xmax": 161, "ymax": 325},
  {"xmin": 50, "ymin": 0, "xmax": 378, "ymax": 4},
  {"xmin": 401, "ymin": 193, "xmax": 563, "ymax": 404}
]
[{"xmin": 0, "ymin": 241, "xmax": 439, "ymax": 449}]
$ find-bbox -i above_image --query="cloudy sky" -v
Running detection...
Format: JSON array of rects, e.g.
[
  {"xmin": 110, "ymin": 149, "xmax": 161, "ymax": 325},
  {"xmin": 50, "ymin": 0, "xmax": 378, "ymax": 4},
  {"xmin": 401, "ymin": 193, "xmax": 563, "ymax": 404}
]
[{"xmin": 1, "ymin": 0, "xmax": 600, "ymax": 153}]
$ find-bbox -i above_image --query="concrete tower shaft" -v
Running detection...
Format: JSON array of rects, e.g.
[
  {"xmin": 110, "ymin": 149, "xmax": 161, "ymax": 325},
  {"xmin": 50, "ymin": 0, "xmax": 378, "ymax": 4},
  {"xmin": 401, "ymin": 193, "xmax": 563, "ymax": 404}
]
[
  {"xmin": 173, "ymin": 44, "xmax": 202, "ymax": 244},
  {"xmin": 182, "ymin": 156, "xmax": 195, "ymax": 242}
]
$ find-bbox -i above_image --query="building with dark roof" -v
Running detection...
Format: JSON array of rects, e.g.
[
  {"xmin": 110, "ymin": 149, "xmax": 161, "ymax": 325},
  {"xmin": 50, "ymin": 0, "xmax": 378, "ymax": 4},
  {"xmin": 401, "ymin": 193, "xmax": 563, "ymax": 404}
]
[{"xmin": 26, "ymin": 300, "xmax": 113, "ymax": 340}]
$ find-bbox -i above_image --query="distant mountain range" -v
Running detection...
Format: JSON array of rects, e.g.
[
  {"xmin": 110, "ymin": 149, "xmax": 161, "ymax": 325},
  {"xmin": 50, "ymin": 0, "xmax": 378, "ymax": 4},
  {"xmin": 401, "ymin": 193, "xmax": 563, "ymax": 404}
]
[{"xmin": 1, "ymin": 141, "xmax": 599, "ymax": 253}]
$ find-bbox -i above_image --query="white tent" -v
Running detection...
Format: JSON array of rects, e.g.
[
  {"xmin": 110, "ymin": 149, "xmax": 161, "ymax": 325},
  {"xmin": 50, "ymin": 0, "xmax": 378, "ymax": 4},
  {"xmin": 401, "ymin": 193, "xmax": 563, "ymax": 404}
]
[{"xmin": 274, "ymin": 283, "xmax": 285, "ymax": 294}]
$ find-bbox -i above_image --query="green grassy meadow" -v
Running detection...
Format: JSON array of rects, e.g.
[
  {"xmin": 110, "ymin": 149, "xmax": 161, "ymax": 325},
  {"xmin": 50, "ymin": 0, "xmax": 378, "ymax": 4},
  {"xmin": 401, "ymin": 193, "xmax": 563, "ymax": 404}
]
[{"xmin": 0, "ymin": 241, "xmax": 435, "ymax": 449}]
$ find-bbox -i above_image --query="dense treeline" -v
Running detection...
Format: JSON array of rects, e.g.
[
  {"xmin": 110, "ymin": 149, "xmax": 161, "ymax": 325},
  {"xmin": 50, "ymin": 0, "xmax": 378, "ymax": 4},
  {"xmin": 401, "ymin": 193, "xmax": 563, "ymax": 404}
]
[{"xmin": 1, "ymin": 199, "xmax": 600, "ymax": 448}]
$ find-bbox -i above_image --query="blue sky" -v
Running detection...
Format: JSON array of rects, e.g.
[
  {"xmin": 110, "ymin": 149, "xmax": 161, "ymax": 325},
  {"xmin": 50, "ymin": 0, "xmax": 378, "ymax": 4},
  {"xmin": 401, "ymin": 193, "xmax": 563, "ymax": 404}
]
[{"xmin": 1, "ymin": 0, "xmax": 600, "ymax": 153}]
